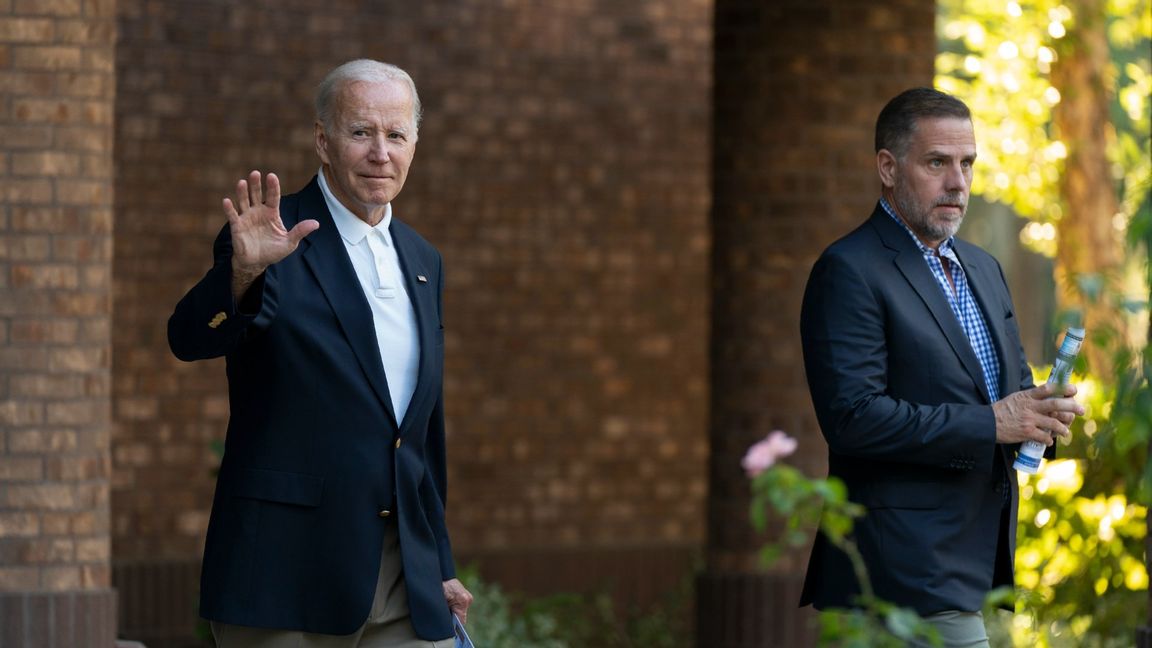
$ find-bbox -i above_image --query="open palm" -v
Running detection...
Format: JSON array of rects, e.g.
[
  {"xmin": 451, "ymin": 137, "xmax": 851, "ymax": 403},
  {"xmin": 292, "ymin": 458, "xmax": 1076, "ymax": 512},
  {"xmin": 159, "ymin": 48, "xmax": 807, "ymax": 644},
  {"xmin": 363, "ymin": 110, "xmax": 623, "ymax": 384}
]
[{"xmin": 225, "ymin": 170, "xmax": 319, "ymax": 271}]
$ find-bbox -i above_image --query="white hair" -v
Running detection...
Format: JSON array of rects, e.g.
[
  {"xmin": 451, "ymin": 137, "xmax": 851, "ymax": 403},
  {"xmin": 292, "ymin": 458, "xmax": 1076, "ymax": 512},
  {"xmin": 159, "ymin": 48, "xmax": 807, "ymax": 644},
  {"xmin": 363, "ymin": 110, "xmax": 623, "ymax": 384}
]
[{"xmin": 314, "ymin": 59, "xmax": 422, "ymax": 132}]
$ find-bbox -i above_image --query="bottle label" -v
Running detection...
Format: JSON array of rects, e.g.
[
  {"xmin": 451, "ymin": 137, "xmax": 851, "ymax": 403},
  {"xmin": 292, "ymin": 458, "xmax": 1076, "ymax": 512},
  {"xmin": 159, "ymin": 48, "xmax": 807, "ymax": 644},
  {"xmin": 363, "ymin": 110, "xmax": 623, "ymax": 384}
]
[{"xmin": 1013, "ymin": 453, "xmax": 1042, "ymax": 472}]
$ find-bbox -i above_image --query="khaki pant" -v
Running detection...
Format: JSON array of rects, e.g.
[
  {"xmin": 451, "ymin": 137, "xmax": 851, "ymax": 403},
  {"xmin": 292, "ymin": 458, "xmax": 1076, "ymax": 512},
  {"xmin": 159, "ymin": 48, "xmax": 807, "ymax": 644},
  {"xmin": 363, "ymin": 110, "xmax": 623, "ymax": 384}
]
[
  {"xmin": 211, "ymin": 521, "xmax": 453, "ymax": 648},
  {"xmin": 913, "ymin": 610, "xmax": 989, "ymax": 648}
]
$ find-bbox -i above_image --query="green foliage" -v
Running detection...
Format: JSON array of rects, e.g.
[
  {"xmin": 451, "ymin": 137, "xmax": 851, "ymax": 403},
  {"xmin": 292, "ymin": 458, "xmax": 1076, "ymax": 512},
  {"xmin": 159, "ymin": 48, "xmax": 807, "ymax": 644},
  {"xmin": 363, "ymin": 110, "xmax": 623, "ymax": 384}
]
[
  {"xmin": 1009, "ymin": 342, "xmax": 1150, "ymax": 646},
  {"xmin": 748, "ymin": 463, "xmax": 939, "ymax": 645},
  {"xmin": 748, "ymin": 464, "xmax": 862, "ymax": 565},
  {"xmin": 457, "ymin": 565, "xmax": 691, "ymax": 648},
  {"xmin": 456, "ymin": 565, "xmax": 569, "ymax": 648},
  {"xmin": 935, "ymin": 0, "xmax": 1151, "ymax": 256}
]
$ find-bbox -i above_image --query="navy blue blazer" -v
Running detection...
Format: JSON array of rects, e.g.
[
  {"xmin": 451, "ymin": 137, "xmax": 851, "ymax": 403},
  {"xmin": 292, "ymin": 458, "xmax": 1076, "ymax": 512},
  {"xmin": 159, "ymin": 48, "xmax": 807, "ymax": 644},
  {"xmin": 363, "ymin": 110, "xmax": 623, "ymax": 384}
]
[
  {"xmin": 798, "ymin": 203, "xmax": 1035, "ymax": 615},
  {"xmin": 169, "ymin": 177, "xmax": 455, "ymax": 639}
]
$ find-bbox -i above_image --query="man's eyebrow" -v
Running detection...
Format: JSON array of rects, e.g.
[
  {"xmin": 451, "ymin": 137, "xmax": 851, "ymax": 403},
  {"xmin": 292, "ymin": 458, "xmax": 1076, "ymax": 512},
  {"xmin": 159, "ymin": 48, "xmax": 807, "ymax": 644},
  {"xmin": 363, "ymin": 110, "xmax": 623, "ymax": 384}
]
[{"xmin": 923, "ymin": 149, "xmax": 977, "ymax": 160}]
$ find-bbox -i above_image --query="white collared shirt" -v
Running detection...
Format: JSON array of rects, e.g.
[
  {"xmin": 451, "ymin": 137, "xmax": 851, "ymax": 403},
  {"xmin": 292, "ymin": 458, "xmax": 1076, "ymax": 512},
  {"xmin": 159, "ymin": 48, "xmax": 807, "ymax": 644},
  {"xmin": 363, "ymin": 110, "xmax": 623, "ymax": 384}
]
[{"xmin": 317, "ymin": 169, "xmax": 419, "ymax": 424}]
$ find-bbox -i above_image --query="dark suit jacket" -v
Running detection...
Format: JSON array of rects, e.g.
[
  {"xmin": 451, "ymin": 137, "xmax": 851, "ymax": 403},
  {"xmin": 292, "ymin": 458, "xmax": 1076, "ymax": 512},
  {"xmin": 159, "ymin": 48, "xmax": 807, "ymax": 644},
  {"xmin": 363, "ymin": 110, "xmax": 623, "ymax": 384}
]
[
  {"xmin": 798, "ymin": 203, "xmax": 1035, "ymax": 615},
  {"xmin": 168, "ymin": 177, "xmax": 455, "ymax": 639}
]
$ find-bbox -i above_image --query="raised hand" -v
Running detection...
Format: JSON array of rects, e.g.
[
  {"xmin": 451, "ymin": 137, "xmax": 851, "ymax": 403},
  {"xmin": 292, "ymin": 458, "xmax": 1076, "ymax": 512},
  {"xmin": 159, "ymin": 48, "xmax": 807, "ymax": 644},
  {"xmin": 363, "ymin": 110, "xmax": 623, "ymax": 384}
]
[
  {"xmin": 224, "ymin": 170, "xmax": 319, "ymax": 300},
  {"xmin": 992, "ymin": 382, "xmax": 1084, "ymax": 446}
]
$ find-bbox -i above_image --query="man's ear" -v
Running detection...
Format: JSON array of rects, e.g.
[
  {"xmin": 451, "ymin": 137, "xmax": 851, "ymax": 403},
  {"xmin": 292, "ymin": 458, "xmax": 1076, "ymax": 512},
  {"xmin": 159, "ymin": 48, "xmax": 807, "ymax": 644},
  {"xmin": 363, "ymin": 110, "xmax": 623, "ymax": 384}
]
[
  {"xmin": 314, "ymin": 121, "xmax": 330, "ymax": 164},
  {"xmin": 877, "ymin": 149, "xmax": 898, "ymax": 189}
]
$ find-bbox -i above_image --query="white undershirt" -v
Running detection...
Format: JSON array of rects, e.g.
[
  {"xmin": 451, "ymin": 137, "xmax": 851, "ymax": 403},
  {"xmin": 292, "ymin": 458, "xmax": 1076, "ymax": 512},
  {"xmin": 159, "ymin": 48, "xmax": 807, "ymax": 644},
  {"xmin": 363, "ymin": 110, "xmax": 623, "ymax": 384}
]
[{"xmin": 317, "ymin": 169, "xmax": 419, "ymax": 424}]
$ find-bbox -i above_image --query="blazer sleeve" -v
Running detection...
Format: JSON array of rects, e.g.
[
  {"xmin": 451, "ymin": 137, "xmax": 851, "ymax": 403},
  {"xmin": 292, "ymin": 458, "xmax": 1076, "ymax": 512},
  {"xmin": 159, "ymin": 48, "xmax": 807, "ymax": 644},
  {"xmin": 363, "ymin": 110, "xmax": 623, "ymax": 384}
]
[
  {"xmin": 801, "ymin": 250, "xmax": 997, "ymax": 471},
  {"xmin": 168, "ymin": 224, "xmax": 277, "ymax": 361}
]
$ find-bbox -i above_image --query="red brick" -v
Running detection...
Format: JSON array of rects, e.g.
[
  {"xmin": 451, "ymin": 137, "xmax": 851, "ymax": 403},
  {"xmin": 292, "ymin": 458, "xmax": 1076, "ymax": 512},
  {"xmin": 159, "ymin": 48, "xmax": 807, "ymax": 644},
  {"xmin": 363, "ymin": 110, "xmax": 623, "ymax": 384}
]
[
  {"xmin": 44, "ymin": 399, "xmax": 107, "ymax": 425},
  {"xmin": 115, "ymin": 396, "xmax": 160, "ymax": 421},
  {"xmin": 78, "ymin": 563, "xmax": 108, "ymax": 588},
  {"xmin": 12, "ymin": 151, "xmax": 82, "ymax": 176},
  {"xmin": 13, "ymin": 98, "xmax": 82, "ymax": 123},
  {"xmin": 53, "ymin": 126, "xmax": 108, "ymax": 152},
  {"xmin": 80, "ymin": 152, "xmax": 112, "ymax": 178},
  {"xmin": 10, "ymin": 318, "xmax": 80, "ymax": 344},
  {"xmin": 45, "ymin": 453, "xmax": 106, "ymax": 480},
  {"xmin": 0, "ymin": 399, "xmax": 46, "ymax": 426},
  {"xmin": 56, "ymin": 179, "xmax": 109, "ymax": 205},
  {"xmin": 0, "ymin": 457, "xmax": 44, "ymax": 480},
  {"xmin": 51, "ymin": 236, "xmax": 110, "ymax": 262},
  {"xmin": 10, "ymin": 538, "xmax": 75, "ymax": 564},
  {"xmin": 11, "ymin": 206, "xmax": 112, "ymax": 233},
  {"xmin": 47, "ymin": 347, "xmax": 107, "ymax": 372},
  {"xmin": 81, "ymin": 47, "xmax": 114, "ymax": 73},
  {"xmin": 11, "ymin": 45, "xmax": 82, "ymax": 70},
  {"xmin": 40, "ymin": 513, "xmax": 70, "ymax": 535},
  {"xmin": 0, "ymin": 513, "xmax": 39, "ymax": 537},
  {"xmin": 0, "ymin": 17, "xmax": 54, "ymax": 42},
  {"xmin": 69, "ymin": 510, "xmax": 98, "ymax": 534},
  {"xmin": 80, "ymin": 264, "xmax": 109, "ymax": 289},
  {"xmin": 0, "ymin": 567, "xmax": 39, "ymax": 592},
  {"xmin": 55, "ymin": 19, "xmax": 115, "ymax": 45},
  {"xmin": 13, "ymin": 0, "xmax": 81, "ymax": 15},
  {"xmin": 0, "ymin": 235, "xmax": 51, "ymax": 261},
  {"xmin": 7, "ymin": 429, "xmax": 78, "ymax": 453},
  {"xmin": 78, "ymin": 317, "xmax": 109, "ymax": 344},
  {"xmin": 0, "ymin": 125, "xmax": 50, "ymax": 148},
  {"xmin": 40, "ymin": 566, "xmax": 81, "ymax": 591},
  {"xmin": 2, "ymin": 484, "xmax": 77, "ymax": 509},
  {"xmin": 10, "ymin": 263, "xmax": 80, "ymax": 289},
  {"xmin": 83, "ymin": 0, "xmax": 116, "ymax": 18},
  {"xmin": 74, "ymin": 538, "xmax": 107, "ymax": 562},
  {"xmin": 51, "ymin": 292, "xmax": 109, "ymax": 316},
  {"xmin": 0, "ymin": 178, "xmax": 52, "ymax": 203},
  {"xmin": 10, "ymin": 374, "xmax": 86, "ymax": 399}
]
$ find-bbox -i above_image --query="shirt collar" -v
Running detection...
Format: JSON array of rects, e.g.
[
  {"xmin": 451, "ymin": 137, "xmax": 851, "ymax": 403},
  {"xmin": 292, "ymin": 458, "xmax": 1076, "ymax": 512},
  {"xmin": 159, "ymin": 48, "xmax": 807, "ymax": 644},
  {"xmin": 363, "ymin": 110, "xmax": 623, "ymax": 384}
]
[
  {"xmin": 317, "ymin": 167, "xmax": 392, "ymax": 245},
  {"xmin": 880, "ymin": 197, "xmax": 955, "ymax": 258}
]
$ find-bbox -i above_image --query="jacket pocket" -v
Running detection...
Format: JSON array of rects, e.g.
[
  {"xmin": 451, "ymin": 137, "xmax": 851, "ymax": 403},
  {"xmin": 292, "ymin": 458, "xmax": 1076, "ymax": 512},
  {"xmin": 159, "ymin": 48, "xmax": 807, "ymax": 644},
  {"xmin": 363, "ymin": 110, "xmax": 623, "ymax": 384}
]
[{"xmin": 233, "ymin": 468, "xmax": 324, "ymax": 507}]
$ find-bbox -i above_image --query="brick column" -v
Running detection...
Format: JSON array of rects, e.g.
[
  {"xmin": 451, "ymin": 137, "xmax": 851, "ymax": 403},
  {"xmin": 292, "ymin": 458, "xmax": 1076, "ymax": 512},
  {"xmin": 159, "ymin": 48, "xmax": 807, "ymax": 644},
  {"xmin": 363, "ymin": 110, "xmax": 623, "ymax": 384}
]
[
  {"xmin": 700, "ymin": 1, "xmax": 936, "ymax": 645},
  {"xmin": 0, "ymin": 1, "xmax": 118, "ymax": 646}
]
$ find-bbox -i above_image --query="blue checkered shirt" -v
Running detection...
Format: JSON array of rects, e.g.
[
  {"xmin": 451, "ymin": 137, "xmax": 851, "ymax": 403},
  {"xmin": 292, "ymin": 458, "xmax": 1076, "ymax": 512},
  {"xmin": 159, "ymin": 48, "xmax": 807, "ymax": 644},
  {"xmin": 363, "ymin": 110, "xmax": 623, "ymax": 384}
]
[{"xmin": 882, "ymin": 199, "xmax": 1001, "ymax": 402}]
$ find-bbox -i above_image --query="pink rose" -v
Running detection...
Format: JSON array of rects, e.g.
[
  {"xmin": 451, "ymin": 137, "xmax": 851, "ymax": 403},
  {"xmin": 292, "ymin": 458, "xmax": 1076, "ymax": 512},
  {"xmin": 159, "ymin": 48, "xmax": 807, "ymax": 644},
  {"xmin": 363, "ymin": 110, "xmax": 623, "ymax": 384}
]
[{"xmin": 742, "ymin": 430, "xmax": 799, "ymax": 477}]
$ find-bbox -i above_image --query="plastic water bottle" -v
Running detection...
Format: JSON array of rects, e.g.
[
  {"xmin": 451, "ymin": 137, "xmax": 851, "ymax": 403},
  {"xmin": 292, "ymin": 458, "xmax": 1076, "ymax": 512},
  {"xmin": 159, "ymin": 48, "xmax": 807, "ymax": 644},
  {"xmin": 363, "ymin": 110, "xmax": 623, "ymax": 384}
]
[{"xmin": 1012, "ymin": 327, "xmax": 1085, "ymax": 474}]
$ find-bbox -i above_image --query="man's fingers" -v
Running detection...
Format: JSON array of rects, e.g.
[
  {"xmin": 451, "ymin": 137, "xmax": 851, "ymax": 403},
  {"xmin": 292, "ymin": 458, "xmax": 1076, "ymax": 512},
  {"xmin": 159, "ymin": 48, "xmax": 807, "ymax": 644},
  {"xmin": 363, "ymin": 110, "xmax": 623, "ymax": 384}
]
[
  {"xmin": 1045, "ymin": 419, "xmax": 1069, "ymax": 439},
  {"xmin": 287, "ymin": 219, "xmax": 320, "ymax": 245},
  {"xmin": 235, "ymin": 178, "xmax": 250, "ymax": 213},
  {"xmin": 223, "ymin": 198, "xmax": 239, "ymax": 221},
  {"xmin": 1043, "ymin": 397, "xmax": 1085, "ymax": 417},
  {"xmin": 248, "ymin": 170, "xmax": 264, "ymax": 206},
  {"xmin": 266, "ymin": 172, "xmax": 280, "ymax": 207}
]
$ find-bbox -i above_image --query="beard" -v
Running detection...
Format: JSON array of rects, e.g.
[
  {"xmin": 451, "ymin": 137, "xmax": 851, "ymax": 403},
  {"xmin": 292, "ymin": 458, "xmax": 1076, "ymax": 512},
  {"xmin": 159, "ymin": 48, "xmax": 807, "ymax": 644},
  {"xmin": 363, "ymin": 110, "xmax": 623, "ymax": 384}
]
[{"xmin": 891, "ymin": 182, "xmax": 966, "ymax": 244}]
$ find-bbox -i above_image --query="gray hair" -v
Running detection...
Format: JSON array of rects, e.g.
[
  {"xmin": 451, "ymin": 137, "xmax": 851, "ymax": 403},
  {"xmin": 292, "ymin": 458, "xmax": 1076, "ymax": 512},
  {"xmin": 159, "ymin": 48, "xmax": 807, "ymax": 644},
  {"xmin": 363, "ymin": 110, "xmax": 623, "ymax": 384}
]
[{"xmin": 315, "ymin": 59, "xmax": 422, "ymax": 133}]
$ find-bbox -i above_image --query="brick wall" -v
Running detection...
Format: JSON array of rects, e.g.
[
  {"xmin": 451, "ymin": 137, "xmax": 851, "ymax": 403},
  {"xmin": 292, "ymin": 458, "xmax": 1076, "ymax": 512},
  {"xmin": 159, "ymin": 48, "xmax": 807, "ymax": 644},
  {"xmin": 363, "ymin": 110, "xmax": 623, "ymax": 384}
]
[
  {"xmin": 700, "ymin": 0, "xmax": 936, "ymax": 644},
  {"xmin": 112, "ymin": 0, "xmax": 711, "ymax": 643},
  {"xmin": 0, "ymin": 0, "xmax": 972, "ymax": 644},
  {"xmin": 0, "ymin": 0, "xmax": 118, "ymax": 646}
]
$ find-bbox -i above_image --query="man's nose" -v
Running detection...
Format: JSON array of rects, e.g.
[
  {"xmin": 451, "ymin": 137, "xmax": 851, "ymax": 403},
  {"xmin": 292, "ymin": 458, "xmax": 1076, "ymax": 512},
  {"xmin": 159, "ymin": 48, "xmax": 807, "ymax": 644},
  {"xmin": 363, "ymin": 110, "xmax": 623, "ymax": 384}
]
[
  {"xmin": 944, "ymin": 162, "xmax": 968, "ymax": 190},
  {"xmin": 368, "ymin": 135, "xmax": 390, "ymax": 163}
]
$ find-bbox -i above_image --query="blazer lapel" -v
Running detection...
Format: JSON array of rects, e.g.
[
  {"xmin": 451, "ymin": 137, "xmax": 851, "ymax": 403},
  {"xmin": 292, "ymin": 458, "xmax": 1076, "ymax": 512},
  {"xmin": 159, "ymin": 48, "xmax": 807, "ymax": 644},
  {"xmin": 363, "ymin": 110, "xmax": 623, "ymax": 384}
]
[
  {"xmin": 872, "ymin": 209, "xmax": 993, "ymax": 403},
  {"xmin": 295, "ymin": 180, "xmax": 399, "ymax": 427},
  {"xmin": 390, "ymin": 222, "xmax": 437, "ymax": 433}
]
